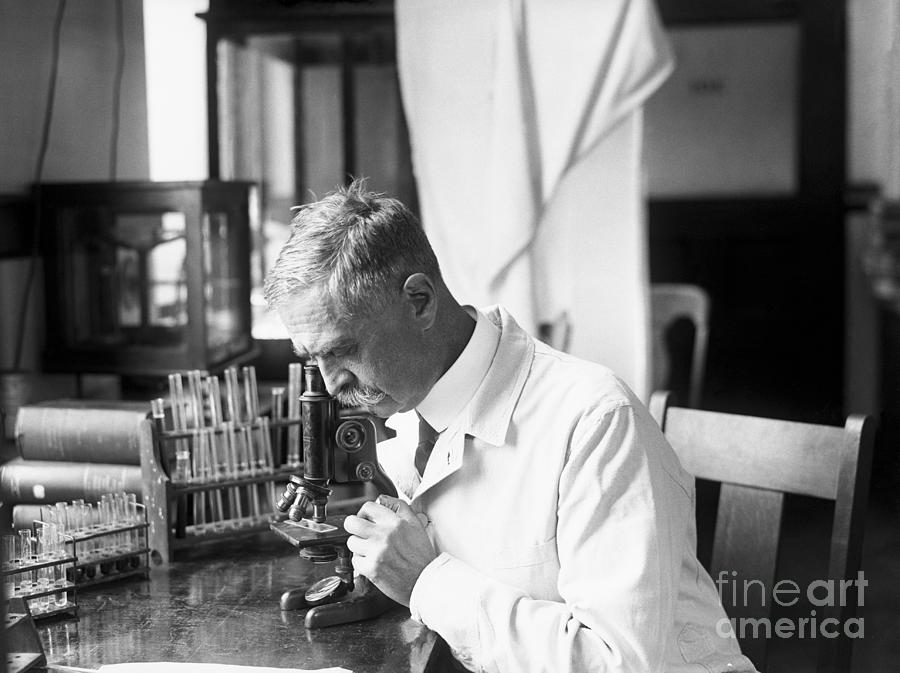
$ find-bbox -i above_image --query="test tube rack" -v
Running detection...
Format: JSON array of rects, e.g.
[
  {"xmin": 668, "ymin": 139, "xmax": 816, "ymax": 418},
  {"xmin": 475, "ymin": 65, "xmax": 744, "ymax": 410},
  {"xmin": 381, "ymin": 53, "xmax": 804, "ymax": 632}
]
[
  {"xmin": 2, "ymin": 503, "xmax": 151, "ymax": 623},
  {"xmin": 2, "ymin": 527, "xmax": 77, "ymax": 622},
  {"xmin": 66, "ymin": 503, "xmax": 151, "ymax": 591},
  {"xmin": 140, "ymin": 414, "xmax": 297, "ymax": 564}
]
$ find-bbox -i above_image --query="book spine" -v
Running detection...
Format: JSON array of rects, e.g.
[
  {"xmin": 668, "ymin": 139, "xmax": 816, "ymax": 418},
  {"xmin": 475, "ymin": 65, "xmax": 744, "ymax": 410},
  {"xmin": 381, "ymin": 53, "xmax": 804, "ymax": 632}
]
[
  {"xmin": 11, "ymin": 504, "xmax": 45, "ymax": 530},
  {"xmin": 0, "ymin": 459, "xmax": 142, "ymax": 504},
  {"xmin": 15, "ymin": 407, "xmax": 146, "ymax": 465}
]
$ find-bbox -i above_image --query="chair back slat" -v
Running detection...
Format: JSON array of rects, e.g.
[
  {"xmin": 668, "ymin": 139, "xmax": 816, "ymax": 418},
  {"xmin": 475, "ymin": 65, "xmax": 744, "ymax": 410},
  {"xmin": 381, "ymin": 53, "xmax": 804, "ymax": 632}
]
[
  {"xmin": 710, "ymin": 484, "xmax": 784, "ymax": 672},
  {"xmin": 664, "ymin": 406, "xmax": 843, "ymax": 499}
]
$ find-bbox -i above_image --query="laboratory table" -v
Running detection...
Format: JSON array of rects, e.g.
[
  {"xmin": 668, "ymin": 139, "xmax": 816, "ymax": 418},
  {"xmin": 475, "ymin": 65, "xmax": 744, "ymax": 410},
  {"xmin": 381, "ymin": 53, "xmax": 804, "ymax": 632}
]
[{"xmin": 37, "ymin": 532, "xmax": 452, "ymax": 673}]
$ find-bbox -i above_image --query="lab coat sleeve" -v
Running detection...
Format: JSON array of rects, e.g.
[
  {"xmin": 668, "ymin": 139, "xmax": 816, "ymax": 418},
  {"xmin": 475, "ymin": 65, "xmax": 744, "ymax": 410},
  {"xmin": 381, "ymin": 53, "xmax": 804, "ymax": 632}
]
[{"xmin": 408, "ymin": 403, "xmax": 689, "ymax": 672}]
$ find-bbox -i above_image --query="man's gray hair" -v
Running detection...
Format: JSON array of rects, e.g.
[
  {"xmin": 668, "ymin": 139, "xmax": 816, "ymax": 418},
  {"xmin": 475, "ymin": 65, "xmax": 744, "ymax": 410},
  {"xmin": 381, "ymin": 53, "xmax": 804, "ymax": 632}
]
[{"xmin": 263, "ymin": 178, "xmax": 441, "ymax": 316}]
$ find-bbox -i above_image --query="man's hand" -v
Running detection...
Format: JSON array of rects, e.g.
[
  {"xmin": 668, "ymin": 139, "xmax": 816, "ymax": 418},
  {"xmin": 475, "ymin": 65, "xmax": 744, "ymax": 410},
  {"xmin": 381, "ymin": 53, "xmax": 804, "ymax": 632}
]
[{"xmin": 344, "ymin": 495, "xmax": 436, "ymax": 606}]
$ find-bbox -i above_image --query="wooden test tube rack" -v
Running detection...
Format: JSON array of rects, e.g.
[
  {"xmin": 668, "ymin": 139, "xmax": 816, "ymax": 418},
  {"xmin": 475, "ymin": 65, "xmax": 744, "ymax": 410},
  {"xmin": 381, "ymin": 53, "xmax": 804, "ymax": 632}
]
[
  {"xmin": 140, "ymin": 414, "xmax": 299, "ymax": 564},
  {"xmin": 68, "ymin": 508, "xmax": 151, "ymax": 591}
]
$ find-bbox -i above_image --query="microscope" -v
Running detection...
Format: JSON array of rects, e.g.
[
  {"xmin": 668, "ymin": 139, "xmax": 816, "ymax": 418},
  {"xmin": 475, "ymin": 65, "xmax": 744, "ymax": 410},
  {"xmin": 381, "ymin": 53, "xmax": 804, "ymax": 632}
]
[{"xmin": 271, "ymin": 363, "xmax": 398, "ymax": 628}]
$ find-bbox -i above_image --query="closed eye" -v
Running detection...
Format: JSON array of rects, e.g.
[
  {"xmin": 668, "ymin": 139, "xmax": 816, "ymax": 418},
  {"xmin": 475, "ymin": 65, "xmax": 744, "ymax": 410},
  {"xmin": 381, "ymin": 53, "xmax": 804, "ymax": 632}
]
[{"xmin": 330, "ymin": 344, "xmax": 357, "ymax": 358}]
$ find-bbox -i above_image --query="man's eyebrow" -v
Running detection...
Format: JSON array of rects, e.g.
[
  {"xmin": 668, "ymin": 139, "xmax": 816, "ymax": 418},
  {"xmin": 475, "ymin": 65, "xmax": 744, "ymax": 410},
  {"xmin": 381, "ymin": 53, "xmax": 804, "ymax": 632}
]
[{"xmin": 296, "ymin": 339, "xmax": 355, "ymax": 359}]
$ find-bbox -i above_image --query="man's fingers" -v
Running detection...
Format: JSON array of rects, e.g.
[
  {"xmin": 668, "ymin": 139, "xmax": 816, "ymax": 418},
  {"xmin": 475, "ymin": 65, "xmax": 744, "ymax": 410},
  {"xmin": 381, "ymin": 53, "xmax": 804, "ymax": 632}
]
[
  {"xmin": 356, "ymin": 499, "xmax": 398, "ymax": 523},
  {"xmin": 343, "ymin": 513, "xmax": 376, "ymax": 537},
  {"xmin": 378, "ymin": 495, "xmax": 422, "ymax": 525},
  {"xmin": 375, "ymin": 494, "xmax": 402, "ymax": 513},
  {"xmin": 351, "ymin": 551, "xmax": 373, "ymax": 577},
  {"xmin": 346, "ymin": 534, "xmax": 367, "ymax": 556}
]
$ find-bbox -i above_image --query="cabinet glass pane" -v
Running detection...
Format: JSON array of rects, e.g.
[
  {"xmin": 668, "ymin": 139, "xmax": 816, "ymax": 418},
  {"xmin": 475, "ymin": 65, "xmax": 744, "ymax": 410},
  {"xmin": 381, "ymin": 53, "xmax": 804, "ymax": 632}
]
[
  {"xmin": 203, "ymin": 211, "xmax": 242, "ymax": 352},
  {"xmin": 59, "ymin": 208, "xmax": 188, "ymax": 348}
]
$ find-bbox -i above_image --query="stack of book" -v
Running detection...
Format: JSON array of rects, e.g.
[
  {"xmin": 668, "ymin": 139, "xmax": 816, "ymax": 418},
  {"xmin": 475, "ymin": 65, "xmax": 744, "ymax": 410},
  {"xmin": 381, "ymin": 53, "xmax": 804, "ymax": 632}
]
[{"xmin": 1, "ymin": 400, "xmax": 147, "ymax": 530}]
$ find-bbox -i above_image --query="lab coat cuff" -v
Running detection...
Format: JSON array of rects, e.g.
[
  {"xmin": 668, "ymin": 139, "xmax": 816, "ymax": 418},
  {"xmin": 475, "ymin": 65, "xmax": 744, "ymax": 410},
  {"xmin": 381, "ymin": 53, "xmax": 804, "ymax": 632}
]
[
  {"xmin": 410, "ymin": 552, "xmax": 455, "ymax": 624},
  {"xmin": 409, "ymin": 552, "xmax": 488, "ymax": 670}
]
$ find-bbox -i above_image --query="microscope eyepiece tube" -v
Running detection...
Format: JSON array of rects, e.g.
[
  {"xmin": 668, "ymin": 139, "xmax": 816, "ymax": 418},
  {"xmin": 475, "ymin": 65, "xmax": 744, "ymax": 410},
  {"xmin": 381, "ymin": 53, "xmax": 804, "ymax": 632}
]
[{"xmin": 301, "ymin": 365, "xmax": 334, "ymax": 483}]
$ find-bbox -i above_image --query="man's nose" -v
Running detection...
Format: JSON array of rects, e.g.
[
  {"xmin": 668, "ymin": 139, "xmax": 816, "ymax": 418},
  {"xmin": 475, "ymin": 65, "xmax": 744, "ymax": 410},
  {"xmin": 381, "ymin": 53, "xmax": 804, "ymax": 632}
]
[{"xmin": 317, "ymin": 360, "xmax": 353, "ymax": 396}]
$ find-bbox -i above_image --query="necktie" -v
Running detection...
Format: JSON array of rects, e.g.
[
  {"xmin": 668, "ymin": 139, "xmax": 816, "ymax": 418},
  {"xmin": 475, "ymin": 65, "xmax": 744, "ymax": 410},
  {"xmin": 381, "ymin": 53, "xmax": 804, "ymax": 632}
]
[{"xmin": 415, "ymin": 414, "xmax": 439, "ymax": 478}]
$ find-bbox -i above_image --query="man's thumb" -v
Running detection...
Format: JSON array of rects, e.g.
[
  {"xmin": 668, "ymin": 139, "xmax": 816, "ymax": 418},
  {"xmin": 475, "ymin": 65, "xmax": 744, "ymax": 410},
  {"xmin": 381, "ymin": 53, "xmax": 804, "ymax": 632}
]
[{"xmin": 375, "ymin": 493, "xmax": 403, "ymax": 513}]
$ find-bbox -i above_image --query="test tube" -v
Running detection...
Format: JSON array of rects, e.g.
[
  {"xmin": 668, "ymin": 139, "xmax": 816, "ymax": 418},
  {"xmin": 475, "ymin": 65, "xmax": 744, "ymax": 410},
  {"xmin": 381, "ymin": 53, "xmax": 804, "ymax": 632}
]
[
  {"xmin": 18, "ymin": 529, "xmax": 35, "ymax": 594},
  {"xmin": 201, "ymin": 428, "xmax": 226, "ymax": 532},
  {"xmin": 237, "ymin": 425, "xmax": 252, "ymax": 477},
  {"xmin": 35, "ymin": 524, "xmax": 53, "ymax": 612},
  {"xmin": 224, "ymin": 367, "xmax": 243, "ymax": 424},
  {"xmin": 71, "ymin": 499, "xmax": 86, "ymax": 538},
  {"xmin": 270, "ymin": 387, "xmax": 285, "ymax": 468},
  {"xmin": 208, "ymin": 485, "xmax": 226, "ymax": 533},
  {"xmin": 242, "ymin": 365, "xmax": 260, "ymax": 421},
  {"xmin": 113, "ymin": 492, "xmax": 129, "ymax": 567},
  {"xmin": 54, "ymin": 501, "xmax": 69, "ymax": 535},
  {"xmin": 49, "ymin": 523, "xmax": 67, "ymax": 607},
  {"xmin": 186, "ymin": 369, "xmax": 205, "ymax": 429},
  {"xmin": 97, "ymin": 495, "xmax": 113, "ymax": 575},
  {"xmin": 126, "ymin": 493, "xmax": 141, "ymax": 566},
  {"xmin": 241, "ymin": 425, "xmax": 261, "ymax": 525},
  {"xmin": 259, "ymin": 417, "xmax": 274, "ymax": 483},
  {"xmin": 222, "ymin": 423, "xmax": 243, "ymax": 529},
  {"xmin": 191, "ymin": 430, "xmax": 208, "ymax": 535},
  {"xmin": 83, "ymin": 502, "xmax": 98, "ymax": 562},
  {"xmin": 208, "ymin": 381, "xmax": 230, "ymax": 534},
  {"xmin": 169, "ymin": 373, "xmax": 187, "ymax": 429},
  {"xmin": 287, "ymin": 363, "xmax": 303, "ymax": 469},
  {"xmin": 2, "ymin": 534, "xmax": 16, "ymax": 598},
  {"xmin": 169, "ymin": 374, "xmax": 192, "ymax": 485},
  {"xmin": 206, "ymin": 376, "xmax": 227, "ymax": 495},
  {"xmin": 207, "ymin": 375, "xmax": 224, "ymax": 426},
  {"xmin": 258, "ymin": 417, "xmax": 277, "ymax": 521}
]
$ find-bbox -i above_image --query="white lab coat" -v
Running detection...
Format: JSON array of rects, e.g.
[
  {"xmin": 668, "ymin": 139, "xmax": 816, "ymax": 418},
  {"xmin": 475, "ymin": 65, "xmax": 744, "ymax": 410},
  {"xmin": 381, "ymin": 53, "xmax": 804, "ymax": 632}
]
[{"xmin": 380, "ymin": 306, "xmax": 757, "ymax": 673}]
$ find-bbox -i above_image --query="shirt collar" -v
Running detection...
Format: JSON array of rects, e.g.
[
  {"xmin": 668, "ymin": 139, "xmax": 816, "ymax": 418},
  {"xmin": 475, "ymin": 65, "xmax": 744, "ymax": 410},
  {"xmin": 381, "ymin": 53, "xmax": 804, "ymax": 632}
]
[
  {"xmin": 416, "ymin": 306, "xmax": 500, "ymax": 432},
  {"xmin": 463, "ymin": 305, "xmax": 534, "ymax": 446}
]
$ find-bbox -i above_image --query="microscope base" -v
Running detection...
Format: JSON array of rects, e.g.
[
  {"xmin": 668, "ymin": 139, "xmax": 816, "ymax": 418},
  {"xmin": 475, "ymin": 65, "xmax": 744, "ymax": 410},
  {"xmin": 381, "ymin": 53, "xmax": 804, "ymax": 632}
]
[{"xmin": 280, "ymin": 577, "xmax": 396, "ymax": 628}]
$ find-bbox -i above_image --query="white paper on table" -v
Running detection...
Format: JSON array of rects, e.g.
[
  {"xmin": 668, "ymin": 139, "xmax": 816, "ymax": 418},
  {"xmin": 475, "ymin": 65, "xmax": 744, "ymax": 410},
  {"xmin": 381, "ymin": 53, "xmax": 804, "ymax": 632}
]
[{"xmin": 50, "ymin": 664, "xmax": 352, "ymax": 673}]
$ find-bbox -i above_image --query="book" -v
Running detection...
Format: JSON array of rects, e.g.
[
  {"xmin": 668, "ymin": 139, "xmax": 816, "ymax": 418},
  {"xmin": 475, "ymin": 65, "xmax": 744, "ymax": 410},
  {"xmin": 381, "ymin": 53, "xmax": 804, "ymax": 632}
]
[
  {"xmin": 10, "ymin": 504, "xmax": 47, "ymax": 530},
  {"xmin": 0, "ymin": 458, "xmax": 142, "ymax": 505},
  {"xmin": 14, "ymin": 400, "xmax": 149, "ymax": 465}
]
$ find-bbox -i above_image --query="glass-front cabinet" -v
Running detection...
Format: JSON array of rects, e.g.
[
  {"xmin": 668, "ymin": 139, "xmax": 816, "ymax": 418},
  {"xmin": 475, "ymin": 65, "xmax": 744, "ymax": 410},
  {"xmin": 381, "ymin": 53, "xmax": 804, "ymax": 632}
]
[{"xmin": 38, "ymin": 181, "xmax": 259, "ymax": 376}]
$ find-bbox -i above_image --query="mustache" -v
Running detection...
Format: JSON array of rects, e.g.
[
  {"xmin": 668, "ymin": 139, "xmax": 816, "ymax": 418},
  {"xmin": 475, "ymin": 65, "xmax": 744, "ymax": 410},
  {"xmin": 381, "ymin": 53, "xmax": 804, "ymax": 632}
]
[{"xmin": 334, "ymin": 384, "xmax": 386, "ymax": 409}]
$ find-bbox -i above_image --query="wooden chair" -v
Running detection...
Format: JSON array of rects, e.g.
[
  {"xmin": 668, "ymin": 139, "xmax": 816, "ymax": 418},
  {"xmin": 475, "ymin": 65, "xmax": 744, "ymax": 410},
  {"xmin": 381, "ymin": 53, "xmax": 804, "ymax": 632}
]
[
  {"xmin": 649, "ymin": 392, "xmax": 875, "ymax": 673},
  {"xmin": 651, "ymin": 283, "xmax": 710, "ymax": 408}
]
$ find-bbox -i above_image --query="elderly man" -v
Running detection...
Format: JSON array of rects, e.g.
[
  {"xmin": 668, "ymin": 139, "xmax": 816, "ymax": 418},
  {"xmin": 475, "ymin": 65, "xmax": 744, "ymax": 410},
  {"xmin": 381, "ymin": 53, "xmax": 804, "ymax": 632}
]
[{"xmin": 263, "ymin": 180, "xmax": 756, "ymax": 673}]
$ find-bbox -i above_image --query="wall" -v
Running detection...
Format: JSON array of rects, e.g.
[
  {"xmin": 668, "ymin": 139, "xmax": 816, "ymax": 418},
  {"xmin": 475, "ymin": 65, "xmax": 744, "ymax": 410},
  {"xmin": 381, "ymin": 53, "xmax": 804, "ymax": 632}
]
[
  {"xmin": 0, "ymin": 0, "xmax": 149, "ymax": 370},
  {"xmin": 0, "ymin": 0, "xmax": 149, "ymax": 192},
  {"xmin": 143, "ymin": 0, "xmax": 208, "ymax": 182},
  {"xmin": 848, "ymin": 0, "xmax": 900, "ymax": 195},
  {"xmin": 844, "ymin": 1, "xmax": 900, "ymax": 415}
]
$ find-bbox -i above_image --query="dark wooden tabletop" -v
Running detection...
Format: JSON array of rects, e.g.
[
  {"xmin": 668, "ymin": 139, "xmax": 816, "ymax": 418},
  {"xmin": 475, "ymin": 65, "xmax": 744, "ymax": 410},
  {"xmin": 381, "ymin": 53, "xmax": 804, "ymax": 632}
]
[{"xmin": 38, "ymin": 532, "xmax": 445, "ymax": 673}]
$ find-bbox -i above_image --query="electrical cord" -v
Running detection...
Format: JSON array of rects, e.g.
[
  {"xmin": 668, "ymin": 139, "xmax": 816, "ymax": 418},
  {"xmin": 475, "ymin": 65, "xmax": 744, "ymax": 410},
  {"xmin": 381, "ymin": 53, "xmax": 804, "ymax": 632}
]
[{"xmin": 12, "ymin": 0, "xmax": 67, "ymax": 372}]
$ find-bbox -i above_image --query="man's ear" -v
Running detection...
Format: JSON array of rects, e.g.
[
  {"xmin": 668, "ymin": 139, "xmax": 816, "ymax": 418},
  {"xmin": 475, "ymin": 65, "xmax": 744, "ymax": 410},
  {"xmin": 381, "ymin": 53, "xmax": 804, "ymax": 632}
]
[{"xmin": 401, "ymin": 273, "xmax": 438, "ymax": 331}]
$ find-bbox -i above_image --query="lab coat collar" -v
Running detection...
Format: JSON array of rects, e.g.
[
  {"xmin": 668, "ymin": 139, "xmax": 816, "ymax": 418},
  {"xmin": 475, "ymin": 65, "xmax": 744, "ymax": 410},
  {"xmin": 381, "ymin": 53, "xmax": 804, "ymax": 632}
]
[
  {"xmin": 462, "ymin": 306, "xmax": 534, "ymax": 446},
  {"xmin": 413, "ymin": 305, "xmax": 534, "ymax": 498},
  {"xmin": 416, "ymin": 306, "xmax": 500, "ymax": 433}
]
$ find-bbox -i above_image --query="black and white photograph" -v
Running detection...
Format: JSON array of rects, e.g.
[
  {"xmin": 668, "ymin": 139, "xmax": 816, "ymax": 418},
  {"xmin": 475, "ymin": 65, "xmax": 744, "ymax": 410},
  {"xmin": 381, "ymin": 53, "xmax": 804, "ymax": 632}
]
[{"xmin": 0, "ymin": 1, "xmax": 897, "ymax": 672}]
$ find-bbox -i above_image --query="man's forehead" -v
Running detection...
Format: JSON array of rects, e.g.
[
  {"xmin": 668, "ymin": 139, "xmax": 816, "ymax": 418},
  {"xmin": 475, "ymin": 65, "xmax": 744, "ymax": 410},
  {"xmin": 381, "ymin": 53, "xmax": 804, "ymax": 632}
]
[{"xmin": 281, "ymin": 287, "xmax": 379, "ymax": 355}]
